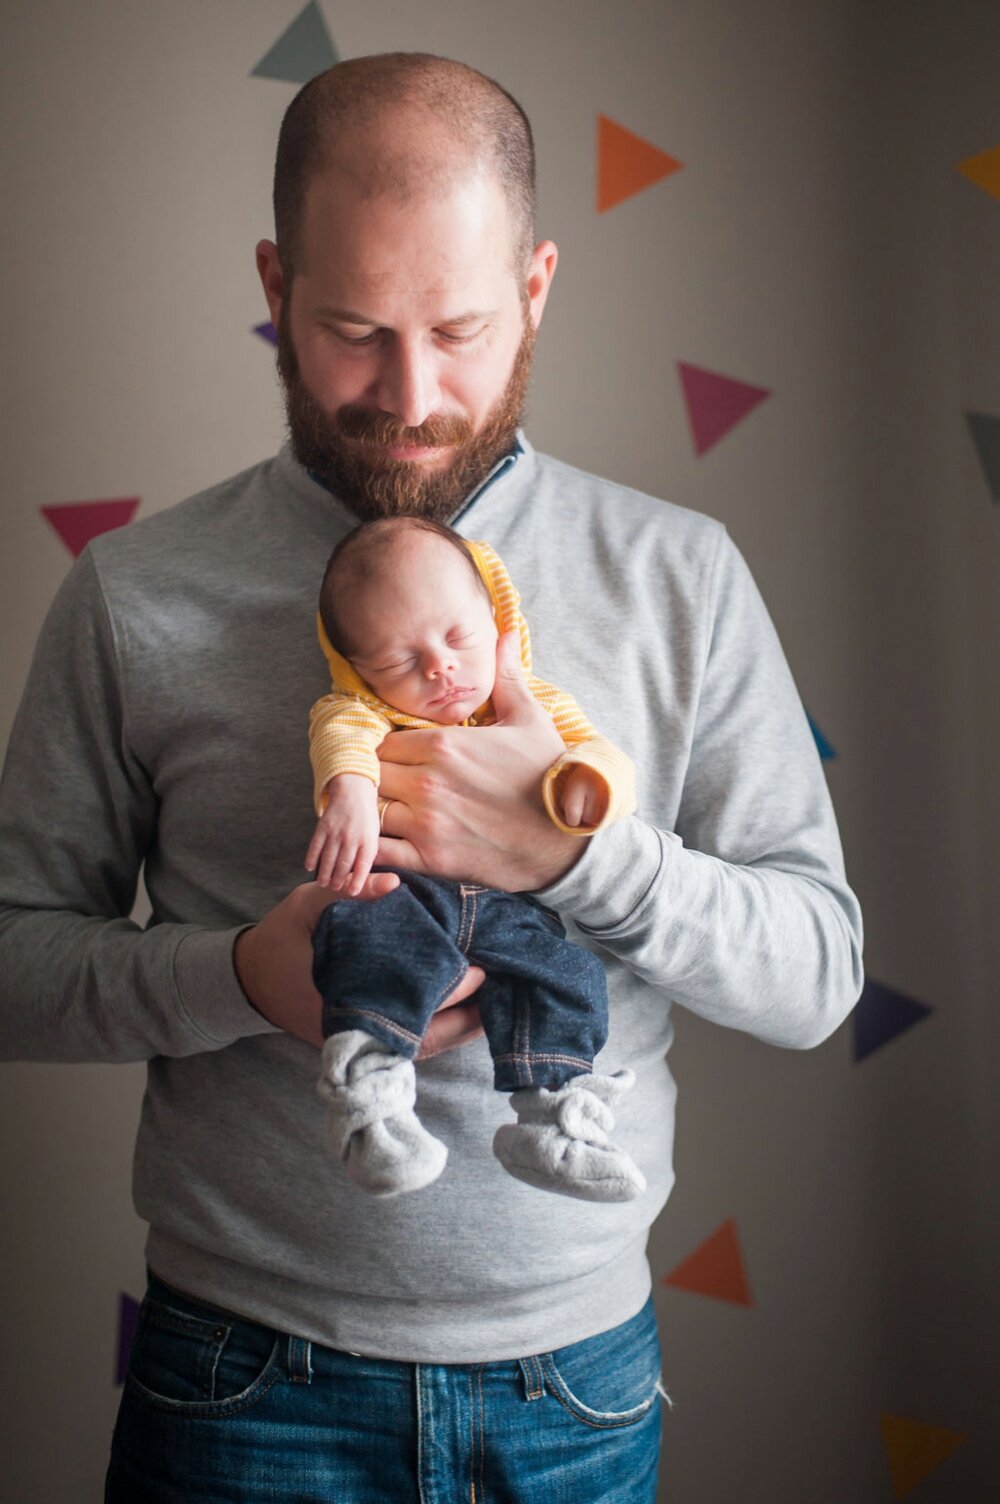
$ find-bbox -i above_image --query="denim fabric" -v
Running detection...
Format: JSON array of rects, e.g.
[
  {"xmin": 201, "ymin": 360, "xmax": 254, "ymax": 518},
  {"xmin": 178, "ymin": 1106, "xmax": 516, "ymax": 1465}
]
[
  {"xmin": 312, "ymin": 870, "xmax": 610, "ymax": 1092},
  {"xmin": 106, "ymin": 1276, "xmax": 664, "ymax": 1503}
]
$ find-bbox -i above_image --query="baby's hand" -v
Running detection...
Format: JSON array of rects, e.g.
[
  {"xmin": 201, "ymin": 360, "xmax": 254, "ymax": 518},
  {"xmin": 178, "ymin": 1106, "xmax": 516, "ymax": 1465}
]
[
  {"xmin": 305, "ymin": 774, "xmax": 380, "ymax": 895},
  {"xmin": 557, "ymin": 764, "xmax": 610, "ymax": 829}
]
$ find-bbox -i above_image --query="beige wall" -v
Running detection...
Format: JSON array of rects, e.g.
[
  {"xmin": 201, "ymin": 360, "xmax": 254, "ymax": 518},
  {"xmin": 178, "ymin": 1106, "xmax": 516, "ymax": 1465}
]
[{"xmin": 1, "ymin": 1, "xmax": 997, "ymax": 1498}]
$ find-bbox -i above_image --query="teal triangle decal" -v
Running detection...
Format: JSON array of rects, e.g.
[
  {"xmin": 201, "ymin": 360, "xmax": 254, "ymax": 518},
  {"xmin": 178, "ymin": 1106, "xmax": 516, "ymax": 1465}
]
[
  {"xmin": 251, "ymin": 3, "xmax": 339, "ymax": 85},
  {"xmin": 807, "ymin": 713, "xmax": 836, "ymax": 761}
]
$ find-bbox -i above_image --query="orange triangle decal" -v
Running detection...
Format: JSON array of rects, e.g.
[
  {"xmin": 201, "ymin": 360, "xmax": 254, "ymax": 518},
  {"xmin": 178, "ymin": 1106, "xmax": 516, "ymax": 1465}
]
[
  {"xmin": 956, "ymin": 143, "xmax": 1000, "ymax": 203},
  {"xmin": 662, "ymin": 1218, "xmax": 753, "ymax": 1305},
  {"xmin": 597, "ymin": 115, "xmax": 682, "ymax": 213},
  {"xmin": 880, "ymin": 1413, "xmax": 968, "ymax": 1498},
  {"xmin": 41, "ymin": 498, "xmax": 140, "ymax": 558}
]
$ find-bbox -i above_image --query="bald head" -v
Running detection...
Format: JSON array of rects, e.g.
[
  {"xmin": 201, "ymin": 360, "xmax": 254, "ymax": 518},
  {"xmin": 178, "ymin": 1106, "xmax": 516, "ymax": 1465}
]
[{"xmin": 273, "ymin": 53, "xmax": 536, "ymax": 281}]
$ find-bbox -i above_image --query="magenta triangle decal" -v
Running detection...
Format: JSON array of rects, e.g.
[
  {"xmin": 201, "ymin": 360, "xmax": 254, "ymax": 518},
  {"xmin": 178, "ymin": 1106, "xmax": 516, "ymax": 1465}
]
[
  {"xmin": 41, "ymin": 498, "xmax": 140, "ymax": 558},
  {"xmin": 677, "ymin": 362, "xmax": 771, "ymax": 456}
]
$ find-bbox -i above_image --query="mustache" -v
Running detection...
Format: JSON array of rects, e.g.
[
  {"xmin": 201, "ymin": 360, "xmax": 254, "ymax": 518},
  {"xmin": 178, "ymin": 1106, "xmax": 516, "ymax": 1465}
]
[{"xmin": 332, "ymin": 407, "xmax": 474, "ymax": 449}]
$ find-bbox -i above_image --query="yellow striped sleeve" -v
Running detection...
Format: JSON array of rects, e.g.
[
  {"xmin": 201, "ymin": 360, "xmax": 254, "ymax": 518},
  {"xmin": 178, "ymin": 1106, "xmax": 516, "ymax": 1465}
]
[
  {"xmin": 308, "ymin": 694, "xmax": 393, "ymax": 814},
  {"xmin": 527, "ymin": 676, "xmax": 599, "ymax": 747},
  {"xmin": 471, "ymin": 539, "xmax": 533, "ymax": 669}
]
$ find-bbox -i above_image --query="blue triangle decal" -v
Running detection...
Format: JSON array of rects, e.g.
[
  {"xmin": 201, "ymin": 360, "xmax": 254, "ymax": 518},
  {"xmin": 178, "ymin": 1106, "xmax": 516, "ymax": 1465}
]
[
  {"xmin": 115, "ymin": 1292, "xmax": 141, "ymax": 1386},
  {"xmin": 807, "ymin": 713, "xmax": 836, "ymax": 761},
  {"xmin": 965, "ymin": 410, "xmax": 1000, "ymax": 502},
  {"xmin": 253, "ymin": 321, "xmax": 277, "ymax": 346},
  {"xmin": 853, "ymin": 977, "xmax": 932, "ymax": 1062},
  {"xmin": 251, "ymin": 3, "xmax": 339, "ymax": 85}
]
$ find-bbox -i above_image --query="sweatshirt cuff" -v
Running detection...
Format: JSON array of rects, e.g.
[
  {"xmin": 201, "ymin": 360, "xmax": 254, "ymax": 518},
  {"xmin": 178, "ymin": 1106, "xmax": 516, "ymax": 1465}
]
[
  {"xmin": 173, "ymin": 927, "xmax": 282, "ymax": 1046},
  {"xmin": 532, "ymin": 816, "xmax": 668, "ymax": 932}
]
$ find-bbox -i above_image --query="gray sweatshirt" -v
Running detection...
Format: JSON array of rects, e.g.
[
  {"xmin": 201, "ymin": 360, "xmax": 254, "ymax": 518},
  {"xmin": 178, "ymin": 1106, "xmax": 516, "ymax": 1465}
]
[{"xmin": 0, "ymin": 440, "xmax": 863, "ymax": 1361}]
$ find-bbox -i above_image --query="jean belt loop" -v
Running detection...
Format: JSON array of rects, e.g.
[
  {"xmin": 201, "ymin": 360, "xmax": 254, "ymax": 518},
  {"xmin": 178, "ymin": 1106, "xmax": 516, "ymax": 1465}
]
[
  {"xmin": 287, "ymin": 1334, "xmax": 314, "ymax": 1385},
  {"xmin": 517, "ymin": 1355, "xmax": 545, "ymax": 1402}
]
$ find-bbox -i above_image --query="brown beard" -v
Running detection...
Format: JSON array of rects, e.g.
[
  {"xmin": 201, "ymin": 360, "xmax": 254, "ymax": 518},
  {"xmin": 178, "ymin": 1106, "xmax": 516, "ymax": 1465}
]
[{"xmin": 276, "ymin": 303, "xmax": 534, "ymax": 522}]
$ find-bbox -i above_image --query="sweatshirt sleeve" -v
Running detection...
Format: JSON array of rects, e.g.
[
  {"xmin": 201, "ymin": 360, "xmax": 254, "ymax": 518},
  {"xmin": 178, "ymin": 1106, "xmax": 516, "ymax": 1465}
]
[
  {"xmin": 533, "ymin": 531, "xmax": 864, "ymax": 1051},
  {"xmin": 0, "ymin": 551, "xmax": 278, "ymax": 1063},
  {"xmin": 309, "ymin": 694, "xmax": 394, "ymax": 813}
]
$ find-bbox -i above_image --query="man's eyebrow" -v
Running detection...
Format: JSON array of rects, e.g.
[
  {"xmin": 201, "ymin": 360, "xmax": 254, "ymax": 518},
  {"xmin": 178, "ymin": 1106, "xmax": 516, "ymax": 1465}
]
[
  {"xmin": 314, "ymin": 307, "xmax": 378, "ymax": 325},
  {"xmin": 314, "ymin": 306, "xmax": 496, "ymax": 327}
]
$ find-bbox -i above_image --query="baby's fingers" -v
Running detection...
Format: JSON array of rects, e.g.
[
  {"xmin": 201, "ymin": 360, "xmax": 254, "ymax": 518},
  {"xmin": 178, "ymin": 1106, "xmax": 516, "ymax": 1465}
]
[
  {"xmin": 345, "ymin": 839, "xmax": 379, "ymax": 898},
  {"xmin": 317, "ymin": 835, "xmax": 346, "ymax": 889},
  {"xmin": 305, "ymin": 822, "xmax": 329, "ymax": 874},
  {"xmin": 560, "ymin": 778, "xmax": 586, "ymax": 827}
]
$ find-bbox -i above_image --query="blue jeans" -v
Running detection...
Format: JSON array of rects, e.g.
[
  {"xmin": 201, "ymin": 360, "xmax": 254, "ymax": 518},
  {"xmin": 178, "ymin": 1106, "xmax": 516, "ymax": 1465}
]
[
  {"xmin": 313, "ymin": 870, "xmax": 610, "ymax": 1092},
  {"xmin": 106, "ymin": 1276, "xmax": 663, "ymax": 1503}
]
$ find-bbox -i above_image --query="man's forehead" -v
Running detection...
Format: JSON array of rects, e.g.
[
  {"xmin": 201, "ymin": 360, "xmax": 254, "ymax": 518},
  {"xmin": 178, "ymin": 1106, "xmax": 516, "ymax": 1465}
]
[{"xmin": 297, "ymin": 166, "xmax": 515, "ymax": 274}]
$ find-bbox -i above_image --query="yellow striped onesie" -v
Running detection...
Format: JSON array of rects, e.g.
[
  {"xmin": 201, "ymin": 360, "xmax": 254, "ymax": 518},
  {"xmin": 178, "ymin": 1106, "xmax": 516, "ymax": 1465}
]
[{"xmin": 309, "ymin": 540, "xmax": 636, "ymax": 835}]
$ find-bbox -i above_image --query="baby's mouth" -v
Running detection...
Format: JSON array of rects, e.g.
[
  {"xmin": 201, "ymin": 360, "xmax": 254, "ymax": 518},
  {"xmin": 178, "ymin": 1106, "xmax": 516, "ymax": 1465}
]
[{"xmin": 429, "ymin": 685, "xmax": 473, "ymax": 707}]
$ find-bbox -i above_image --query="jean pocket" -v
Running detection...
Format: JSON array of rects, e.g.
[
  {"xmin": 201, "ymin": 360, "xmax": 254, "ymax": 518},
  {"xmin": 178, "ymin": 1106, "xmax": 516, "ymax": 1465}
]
[
  {"xmin": 537, "ymin": 1299, "xmax": 663, "ymax": 1429},
  {"xmin": 124, "ymin": 1285, "xmax": 283, "ymax": 1418}
]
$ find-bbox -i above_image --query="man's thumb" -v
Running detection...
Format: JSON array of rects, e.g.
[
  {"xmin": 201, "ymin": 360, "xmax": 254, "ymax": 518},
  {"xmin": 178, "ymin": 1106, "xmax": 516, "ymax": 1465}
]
[{"xmin": 491, "ymin": 630, "xmax": 533, "ymax": 720}]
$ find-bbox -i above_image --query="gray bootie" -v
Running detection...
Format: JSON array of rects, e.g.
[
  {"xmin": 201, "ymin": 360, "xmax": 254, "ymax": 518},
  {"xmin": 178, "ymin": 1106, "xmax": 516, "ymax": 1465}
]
[
  {"xmin": 317, "ymin": 1030, "xmax": 447, "ymax": 1197},
  {"xmin": 493, "ymin": 1069, "xmax": 646, "ymax": 1202}
]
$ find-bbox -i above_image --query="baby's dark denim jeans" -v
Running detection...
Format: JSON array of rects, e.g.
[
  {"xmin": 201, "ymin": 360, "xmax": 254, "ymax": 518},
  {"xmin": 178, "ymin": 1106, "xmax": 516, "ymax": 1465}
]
[{"xmin": 312, "ymin": 869, "xmax": 609, "ymax": 1091}]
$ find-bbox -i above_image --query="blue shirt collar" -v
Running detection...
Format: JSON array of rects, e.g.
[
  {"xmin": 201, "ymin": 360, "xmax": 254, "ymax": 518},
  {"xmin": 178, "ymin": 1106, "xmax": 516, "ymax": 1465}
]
[{"xmin": 307, "ymin": 433, "xmax": 525, "ymax": 524}]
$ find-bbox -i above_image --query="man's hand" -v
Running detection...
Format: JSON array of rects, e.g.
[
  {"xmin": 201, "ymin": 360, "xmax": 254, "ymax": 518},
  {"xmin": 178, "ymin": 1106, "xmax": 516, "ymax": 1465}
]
[
  {"xmin": 375, "ymin": 632, "xmax": 589, "ymax": 891},
  {"xmin": 234, "ymin": 880, "xmax": 485, "ymax": 1050}
]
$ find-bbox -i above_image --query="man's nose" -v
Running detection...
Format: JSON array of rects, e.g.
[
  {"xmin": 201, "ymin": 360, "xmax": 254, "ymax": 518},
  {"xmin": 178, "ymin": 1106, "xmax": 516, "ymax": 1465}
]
[{"xmin": 376, "ymin": 338, "xmax": 441, "ymax": 428}]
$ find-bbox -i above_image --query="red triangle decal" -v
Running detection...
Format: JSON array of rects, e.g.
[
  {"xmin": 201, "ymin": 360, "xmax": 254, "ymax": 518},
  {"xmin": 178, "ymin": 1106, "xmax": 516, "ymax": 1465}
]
[
  {"xmin": 41, "ymin": 498, "xmax": 140, "ymax": 557},
  {"xmin": 597, "ymin": 115, "xmax": 682, "ymax": 213},
  {"xmin": 662, "ymin": 1218, "xmax": 753, "ymax": 1305},
  {"xmin": 678, "ymin": 362, "xmax": 771, "ymax": 456}
]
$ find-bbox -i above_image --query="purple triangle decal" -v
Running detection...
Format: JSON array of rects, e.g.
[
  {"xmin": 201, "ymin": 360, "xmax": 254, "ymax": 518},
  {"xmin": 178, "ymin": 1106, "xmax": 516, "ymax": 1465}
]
[
  {"xmin": 853, "ymin": 977, "xmax": 932, "ymax": 1062},
  {"xmin": 115, "ymin": 1292, "xmax": 141, "ymax": 1386},
  {"xmin": 253, "ymin": 321, "xmax": 277, "ymax": 346}
]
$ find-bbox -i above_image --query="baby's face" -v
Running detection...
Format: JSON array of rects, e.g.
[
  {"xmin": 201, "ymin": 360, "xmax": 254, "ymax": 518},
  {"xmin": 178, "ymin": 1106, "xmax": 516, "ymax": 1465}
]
[{"xmin": 346, "ymin": 535, "xmax": 499, "ymax": 722}]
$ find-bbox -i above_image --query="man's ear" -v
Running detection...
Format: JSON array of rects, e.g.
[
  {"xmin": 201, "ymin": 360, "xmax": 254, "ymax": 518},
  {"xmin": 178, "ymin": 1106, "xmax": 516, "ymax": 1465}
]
[
  {"xmin": 525, "ymin": 239, "xmax": 558, "ymax": 331},
  {"xmin": 256, "ymin": 239, "xmax": 286, "ymax": 328}
]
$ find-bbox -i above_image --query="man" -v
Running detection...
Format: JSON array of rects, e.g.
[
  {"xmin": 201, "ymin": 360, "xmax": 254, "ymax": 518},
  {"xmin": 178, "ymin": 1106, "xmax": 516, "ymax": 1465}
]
[{"xmin": 0, "ymin": 54, "xmax": 863, "ymax": 1502}]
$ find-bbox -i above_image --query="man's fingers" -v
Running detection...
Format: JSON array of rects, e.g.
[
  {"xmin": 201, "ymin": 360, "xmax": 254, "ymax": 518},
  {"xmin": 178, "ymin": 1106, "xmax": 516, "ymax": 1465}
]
[
  {"xmin": 444, "ymin": 964, "xmax": 486, "ymax": 1006},
  {"xmin": 418, "ymin": 1001, "xmax": 485, "ymax": 1058},
  {"xmin": 375, "ymin": 728, "xmax": 439, "ymax": 767},
  {"xmin": 294, "ymin": 873, "xmax": 399, "ymax": 933},
  {"xmin": 416, "ymin": 965, "xmax": 485, "ymax": 1058},
  {"xmin": 375, "ymin": 834, "xmax": 425, "ymax": 871}
]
